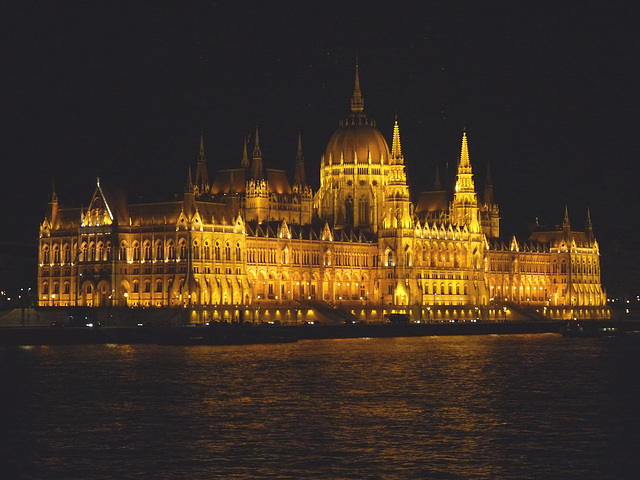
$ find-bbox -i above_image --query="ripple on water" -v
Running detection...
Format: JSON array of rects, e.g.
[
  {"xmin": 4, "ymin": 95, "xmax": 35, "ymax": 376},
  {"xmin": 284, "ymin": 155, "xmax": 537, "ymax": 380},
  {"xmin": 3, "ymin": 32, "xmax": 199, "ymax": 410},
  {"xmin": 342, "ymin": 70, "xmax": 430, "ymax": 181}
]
[{"xmin": 1, "ymin": 335, "xmax": 639, "ymax": 479}]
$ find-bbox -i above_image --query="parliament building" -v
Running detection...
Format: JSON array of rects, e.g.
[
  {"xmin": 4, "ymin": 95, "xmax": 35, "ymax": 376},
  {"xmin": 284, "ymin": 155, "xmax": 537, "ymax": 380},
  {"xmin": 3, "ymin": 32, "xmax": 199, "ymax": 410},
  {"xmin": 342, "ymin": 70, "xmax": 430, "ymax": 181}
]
[{"xmin": 37, "ymin": 67, "xmax": 609, "ymax": 323}]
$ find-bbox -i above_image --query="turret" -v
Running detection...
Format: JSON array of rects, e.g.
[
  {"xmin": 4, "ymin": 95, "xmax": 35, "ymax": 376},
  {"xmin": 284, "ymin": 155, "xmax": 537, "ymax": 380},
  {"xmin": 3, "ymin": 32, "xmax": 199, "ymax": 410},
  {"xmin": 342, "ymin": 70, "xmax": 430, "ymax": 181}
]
[
  {"xmin": 451, "ymin": 129, "xmax": 480, "ymax": 233},
  {"xmin": 194, "ymin": 131, "xmax": 209, "ymax": 196},
  {"xmin": 481, "ymin": 163, "xmax": 500, "ymax": 238},
  {"xmin": 241, "ymin": 136, "xmax": 249, "ymax": 168},
  {"xmin": 293, "ymin": 132, "xmax": 307, "ymax": 187},
  {"xmin": 250, "ymin": 125, "xmax": 264, "ymax": 180},
  {"xmin": 390, "ymin": 116, "xmax": 404, "ymax": 165},
  {"xmin": 586, "ymin": 208, "xmax": 594, "ymax": 244},
  {"xmin": 563, "ymin": 205, "xmax": 571, "ymax": 239},
  {"xmin": 483, "ymin": 163, "xmax": 494, "ymax": 205},
  {"xmin": 47, "ymin": 178, "xmax": 58, "ymax": 228}
]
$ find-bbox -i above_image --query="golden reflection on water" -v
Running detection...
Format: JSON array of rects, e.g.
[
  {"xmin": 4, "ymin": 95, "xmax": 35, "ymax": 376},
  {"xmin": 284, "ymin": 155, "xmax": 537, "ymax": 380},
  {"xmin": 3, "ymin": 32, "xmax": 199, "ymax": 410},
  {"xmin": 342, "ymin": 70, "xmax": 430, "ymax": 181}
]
[{"xmin": 3, "ymin": 334, "xmax": 638, "ymax": 479}]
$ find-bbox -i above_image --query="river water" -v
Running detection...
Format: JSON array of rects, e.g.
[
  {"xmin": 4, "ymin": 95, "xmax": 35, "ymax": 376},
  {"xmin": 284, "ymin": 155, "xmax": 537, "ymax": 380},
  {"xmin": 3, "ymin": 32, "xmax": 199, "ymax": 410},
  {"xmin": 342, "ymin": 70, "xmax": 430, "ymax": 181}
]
[{"xmin": 1, "ymin": 334, "xmax": 639, "ymax": 479}]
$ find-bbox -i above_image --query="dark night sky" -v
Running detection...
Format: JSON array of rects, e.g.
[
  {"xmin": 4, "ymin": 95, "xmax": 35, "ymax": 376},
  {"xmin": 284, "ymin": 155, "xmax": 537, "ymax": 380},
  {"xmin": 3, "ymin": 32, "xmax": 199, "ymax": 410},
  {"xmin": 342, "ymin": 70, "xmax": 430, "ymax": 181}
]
[{"xmin": 1, "ymin": 1, "xmax": 638, "ymax": 252}]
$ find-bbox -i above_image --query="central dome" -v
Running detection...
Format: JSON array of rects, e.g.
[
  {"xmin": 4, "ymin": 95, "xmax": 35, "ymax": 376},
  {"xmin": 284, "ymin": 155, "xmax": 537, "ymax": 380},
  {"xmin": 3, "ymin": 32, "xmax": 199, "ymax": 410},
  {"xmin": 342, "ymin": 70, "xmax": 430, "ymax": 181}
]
[
  {"xmin": 323, "ymin": 63, "xmax": 390, "ymax": 166},
  {"xmin": 324, "ymin": 116, "xmax": 390, "ymax": 166}
]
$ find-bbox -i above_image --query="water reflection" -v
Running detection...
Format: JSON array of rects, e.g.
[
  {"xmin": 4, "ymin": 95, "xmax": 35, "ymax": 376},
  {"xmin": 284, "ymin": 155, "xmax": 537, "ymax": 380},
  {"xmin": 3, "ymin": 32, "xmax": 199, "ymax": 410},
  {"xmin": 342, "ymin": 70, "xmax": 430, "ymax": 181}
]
[{"xmin": 1, "ymin": 335, "xmax": 639, "ymax": 479}]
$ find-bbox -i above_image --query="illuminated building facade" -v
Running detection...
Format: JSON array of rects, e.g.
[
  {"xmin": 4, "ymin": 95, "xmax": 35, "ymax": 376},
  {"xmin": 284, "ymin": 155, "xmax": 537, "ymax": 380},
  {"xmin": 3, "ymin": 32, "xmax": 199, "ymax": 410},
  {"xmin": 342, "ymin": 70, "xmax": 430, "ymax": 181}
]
[{"xmin": 37, "ymin": 67, "xmax": 608, "ymax": 322}]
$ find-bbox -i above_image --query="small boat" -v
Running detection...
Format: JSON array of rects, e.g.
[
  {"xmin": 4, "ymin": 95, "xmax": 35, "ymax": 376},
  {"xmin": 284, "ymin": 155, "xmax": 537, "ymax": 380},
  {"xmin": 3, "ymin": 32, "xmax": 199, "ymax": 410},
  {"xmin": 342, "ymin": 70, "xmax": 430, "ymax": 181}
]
[{"xmin": 560, "ymin": 322, "xmax": 619, "ymax": 338}]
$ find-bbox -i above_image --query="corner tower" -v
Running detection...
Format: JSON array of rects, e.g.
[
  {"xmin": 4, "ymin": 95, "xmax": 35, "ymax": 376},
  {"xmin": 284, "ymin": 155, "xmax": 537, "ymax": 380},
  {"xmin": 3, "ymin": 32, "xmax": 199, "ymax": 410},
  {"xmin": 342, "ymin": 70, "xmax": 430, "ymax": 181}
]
[{"xmin": 450, "ymin": 130, "xmax": 480, "ymax": 233}]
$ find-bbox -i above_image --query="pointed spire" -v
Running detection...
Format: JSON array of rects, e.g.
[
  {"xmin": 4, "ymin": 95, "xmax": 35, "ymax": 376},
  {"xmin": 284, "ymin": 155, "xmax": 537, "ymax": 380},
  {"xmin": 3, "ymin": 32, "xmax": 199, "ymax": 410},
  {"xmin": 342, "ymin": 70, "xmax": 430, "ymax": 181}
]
[
  {"xmin": 350, "ymin": 59, "xmax": 364, "ymax": 114},
  {"xmin": 391, "ymin": 115, "xmax": 403, "ymax": 164},
  {"xmin": 250, "ymin": 125, "xmax": 264, "ymax": 180},
  {"xmin": 483, "ymin": 163, "xmax": 494, "ymax": 205},
  {"xmin": 50, "ymin": 177, "xmax": 58, "ymax": 203},
  {"xmin": 293, "ymin": 132, "xmax": 307, "ymax": 186},
  {"xmin": 562, "ymin": 205, "xmax": 571, "ymax": 239},
  {"xmin": 460, "ymin": 130, "xmax": 470, "ymax": 168},
  {"xmin": 563, "ymin": 205, "xmax": 570, "ymax": 227},
  {"xmin": 241, "ymin": 136, "xmax": 249, "ymax": 168},
  {"xmin": 434, "ymin": 165, "xmax": 442, "ymax": 190},
  {"xmin": 185, "ymin": 165, "xmax": 194, "ymax": 193},
  {"xmin": 48, "ymin": 177, "xmax": 58, "ymax": 226},
  {"xmin": 252, "ymin": 125, "xmax": 262, "ymax": 159},
  {"xmin": 195, "ymin": 131, "xmax": 209, "ymax": 193},
  {"xmin": 452, "ymin": 129, "xmax": 479, "ymax": 231},
  {"xmin": 586, "ymin": 208, "xmax": 594, "ymax": 242}
]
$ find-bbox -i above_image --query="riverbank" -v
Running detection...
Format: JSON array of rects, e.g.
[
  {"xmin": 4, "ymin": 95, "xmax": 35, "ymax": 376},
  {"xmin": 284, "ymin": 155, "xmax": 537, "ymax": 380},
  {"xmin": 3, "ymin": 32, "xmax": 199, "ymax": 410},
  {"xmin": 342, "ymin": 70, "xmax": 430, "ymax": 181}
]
[{"xmin": 2, "ymin": 320, "xmax": 639, "ymax": 346}]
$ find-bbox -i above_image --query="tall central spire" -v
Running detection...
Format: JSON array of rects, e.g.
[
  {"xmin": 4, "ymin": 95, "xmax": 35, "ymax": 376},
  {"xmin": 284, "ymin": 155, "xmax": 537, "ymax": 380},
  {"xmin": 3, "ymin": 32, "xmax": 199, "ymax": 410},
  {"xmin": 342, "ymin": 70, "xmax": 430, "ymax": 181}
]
[{"xmin": 350, "ymin": 61, "xmax": 364, "ymax": 114}]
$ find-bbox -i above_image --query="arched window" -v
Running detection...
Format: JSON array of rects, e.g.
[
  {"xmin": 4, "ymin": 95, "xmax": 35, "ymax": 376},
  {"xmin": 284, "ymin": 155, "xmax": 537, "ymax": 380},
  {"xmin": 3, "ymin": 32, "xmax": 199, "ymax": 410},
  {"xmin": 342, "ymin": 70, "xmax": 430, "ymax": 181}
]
[
  {"xmin": 204, "ymin": 242, "xmax": 210, "ymax": 260},
  {"xmin": 167, "ymin": 242, "xmax": 175, "ymax": 260},
  {"xmin": 179, "ymin": 241, "xmax": 187, "ymax": 260},
  {"xmin": 345, "ymin": 196, "xmax": 354, "ymax": 226},
  {"xmin": 143, "ymin": 242, "xmax": 151, "ymax": 261},
  {"xmin": 63, "ymin": 244, "xmax": 71, "ymax": 263},
  {"xmin": 53, "ymin": 245, "xmax": 60, "ymax": 264},
  {"xmin": 156, "ymin": 242, "xmax": 164, "ymax": 261},
  {"xmin": 133, "ymin": 242, "xmax": 140, "ymax": 261},
  {"xmin": 214, "ymin": 243, "xmax": 221, "ymax": 261},
  {"xmin": 193, "ymin": 241, "xmax": 200, "ymax": 260},
  {"xmin": 358, "ymin": 197, "xmax": 368, "ymax": 226},
  {"xmin": 120, "ymin": 243, "xmax": 127, "ymax": 262},
  {"xmin": 236, "ymin": 243, "xmax": 241, "ymax": 261},
  {"xmin": 225, "ymin": 243, "xmax": 231, "ymax": 261}
]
